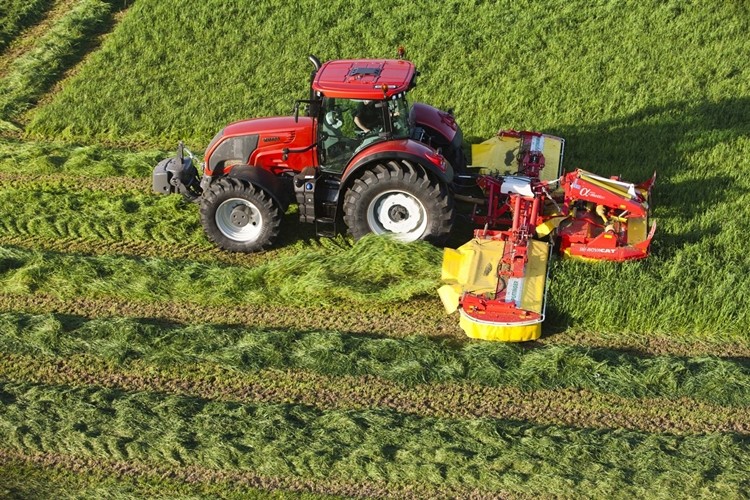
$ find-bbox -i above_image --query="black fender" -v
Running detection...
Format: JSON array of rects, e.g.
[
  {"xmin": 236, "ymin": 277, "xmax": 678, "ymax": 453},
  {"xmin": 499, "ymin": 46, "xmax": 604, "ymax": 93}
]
[
  {"xmin": 341, "ymin": 151, "xmax": 454, "ymax": 189},
  {"xmin": 225, "ymin": 165, "xmax": 292, "ymax": 211}
]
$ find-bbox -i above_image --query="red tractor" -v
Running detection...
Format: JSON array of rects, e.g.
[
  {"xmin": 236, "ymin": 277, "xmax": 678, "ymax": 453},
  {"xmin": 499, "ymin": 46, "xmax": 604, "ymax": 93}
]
[
  {"xmin": 153, "ymin": 55, "xmax": 464, "ymax": 251},
  {"xmin": 153, "ymin": 55, "xmax": 656, "ymax": 341}
]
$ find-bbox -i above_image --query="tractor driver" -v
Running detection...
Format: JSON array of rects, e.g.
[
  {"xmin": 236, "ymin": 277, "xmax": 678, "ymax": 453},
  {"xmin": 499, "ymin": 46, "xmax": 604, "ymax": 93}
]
[{"xmin": 353, "ymin": 100, "xmax": 381, "ymax": 133}]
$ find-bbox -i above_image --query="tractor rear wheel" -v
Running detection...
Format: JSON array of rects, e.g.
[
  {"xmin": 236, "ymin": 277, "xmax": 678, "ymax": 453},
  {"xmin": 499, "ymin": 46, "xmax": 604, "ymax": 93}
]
[
  {"xmin": 199, "ymin": 177, "xmax": 281, "ymax": 252},
  {"xmin": 343, "ymin": 160, "xmax": 454, "ymax": 244}
]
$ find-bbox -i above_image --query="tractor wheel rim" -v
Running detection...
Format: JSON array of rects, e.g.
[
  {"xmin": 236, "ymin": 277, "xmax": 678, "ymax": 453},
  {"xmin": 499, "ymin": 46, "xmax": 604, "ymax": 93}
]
[
  {"xmin": 216, "ymin": 198, "xmax": 263, "ymax": 242},
  {"xmin": 367, "ymin": 191, "xmax": 427, "ymax": 242}
]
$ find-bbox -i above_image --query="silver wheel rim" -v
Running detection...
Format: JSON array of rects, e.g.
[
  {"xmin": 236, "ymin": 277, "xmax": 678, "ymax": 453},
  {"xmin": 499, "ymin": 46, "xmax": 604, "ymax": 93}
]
[
  {"xmin": 215, "ymin": 197, "xmax": 263, "ymax": 242},
  {"xmin": 366, "ymin": 190, "xmax": 427, "ymax": 242}
]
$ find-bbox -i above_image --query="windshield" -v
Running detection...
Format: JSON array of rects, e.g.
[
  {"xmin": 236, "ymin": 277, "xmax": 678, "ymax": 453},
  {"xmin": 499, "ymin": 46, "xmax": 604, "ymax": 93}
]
[
  {"xmin": 388, "ymin": 96, "xmax": 410, "ymax": 139},
  {"xmin": 317, "ymin": 96, "xmax": 412, "ymax": 173}
]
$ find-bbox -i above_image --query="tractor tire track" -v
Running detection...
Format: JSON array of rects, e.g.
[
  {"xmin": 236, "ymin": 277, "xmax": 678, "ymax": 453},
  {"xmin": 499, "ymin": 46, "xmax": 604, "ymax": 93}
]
[
  {"xmin": 0, "ymin": 292, "xmax": 463, "ymax": 340},
  {"xmin": 3, "ymin": 353, "xmax": 749, "ymax": 436},
  {"xmin": 0, "ymin": 448, "xmax": 505, "ymax": 500}
]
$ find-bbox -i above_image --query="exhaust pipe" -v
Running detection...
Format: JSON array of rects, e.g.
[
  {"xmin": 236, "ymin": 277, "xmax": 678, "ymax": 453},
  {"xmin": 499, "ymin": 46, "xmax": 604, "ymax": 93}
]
[
  {"xmin": 308, "ymin": 55, "xmax": 322, "ymax": 102},
  {"xmin": 308, "ymin": 54, "xmax": 321, "ymax": 71}
]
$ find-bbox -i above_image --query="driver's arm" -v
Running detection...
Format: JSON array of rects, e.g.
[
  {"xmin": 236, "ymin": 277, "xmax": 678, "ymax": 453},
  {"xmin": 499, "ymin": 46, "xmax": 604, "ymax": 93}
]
[{"xmin": 354, "ymin": 115, "xmax": 370, "ymax": 133}]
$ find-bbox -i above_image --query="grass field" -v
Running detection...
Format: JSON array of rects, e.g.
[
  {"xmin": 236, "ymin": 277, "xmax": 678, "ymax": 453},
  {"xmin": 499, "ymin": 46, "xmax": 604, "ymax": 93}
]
[{"xmin": 1, "ymin": 0, "xmax": 750, "ymax": 497}]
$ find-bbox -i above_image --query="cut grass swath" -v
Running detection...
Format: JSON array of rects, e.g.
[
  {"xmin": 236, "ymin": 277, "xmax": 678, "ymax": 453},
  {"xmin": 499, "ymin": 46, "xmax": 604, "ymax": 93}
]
[
  {"xmin": 1, "ymin": 311, "xmax": 749, "ymax": 408},
  {"xmin": 0, "ymin": 0, "xmax": 54, "ymax": 53},
  {"xmin": 0, "ymin": 240, "xmax": 442, "ymax": 307},
  {"xmin": 3, "ymin": 350, "xmax": 750, "ymax": 436},
  {"xmin": 0, "ymin": 380, "xmax": 748, "ymax": 498},
  {"xmin": 0, "ymin": 0, "xmax": 113, "ymax": 122},
  {"xmin": 2, "ymin": 230, "xmax": 750, "ymax": 345},
  {"xmin": 0, "ymin": 450, "xmax": 338, "ymax": 500},
  {"xmin": 0, "ymin": 448, "xmax": 466, "ymax": 500},
  {"xmin": 0, "ymin": 136, "xmax": 167, "ymax": 177}
]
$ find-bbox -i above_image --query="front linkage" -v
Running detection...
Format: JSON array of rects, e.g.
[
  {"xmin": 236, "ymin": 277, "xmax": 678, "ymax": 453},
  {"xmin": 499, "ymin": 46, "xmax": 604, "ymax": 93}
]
[{"xmin": 152, "ymin": 141, "xmax": 203, "ymax": 202}]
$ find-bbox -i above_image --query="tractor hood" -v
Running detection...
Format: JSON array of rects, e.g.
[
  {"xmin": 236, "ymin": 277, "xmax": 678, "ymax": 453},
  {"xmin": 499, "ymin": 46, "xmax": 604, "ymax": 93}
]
[
  {"xmin": 223, "ymin": 116, "xmax": 314, "ymax": 139},
  {"xmin": 204, "ymin": 116, "xmax": 316, "ymax": 176}
]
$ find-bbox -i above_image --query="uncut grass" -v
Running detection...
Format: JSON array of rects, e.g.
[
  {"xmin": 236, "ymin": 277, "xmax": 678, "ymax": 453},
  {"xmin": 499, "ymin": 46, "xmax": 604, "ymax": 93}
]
[
  {"xmin": 0, "ymin": 0, "xmax": 54, "ymax": 53},
  {"xmin": 0, "ymin": 0, "xmax": 113, "ymax": 122},
  {"xmin": 26, "ymin": 0, "xmax": 750, "ymax": 146},
  {"xmin": 2, "ymin": 311, "xmax": 750, "ymax": 408},
  {"xmin": 1, "ymin": 380, "xmax": 749, "ymax": 497}
]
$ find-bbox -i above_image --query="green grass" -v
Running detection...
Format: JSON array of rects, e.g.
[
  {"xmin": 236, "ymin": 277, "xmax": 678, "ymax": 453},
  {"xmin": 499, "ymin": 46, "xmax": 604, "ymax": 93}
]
[
  {"xmin": 24, "ymin": 0, "xmax": 750, "ymax": 146},
  {"xmin": 0, "ymin": 0, "xmax": 113, "ymax": 122},
  {"xmin": 0, "ymin": 239, "xmax": 442, "ymax": 308},
  {"xmin": 3, "ymin": 0, "xmax": 747, "ymax": 345},
  {"xmin": 0, "ymin": 0, "xmax": 54, "ymax": 53},
  {"xmin": 0, "ymin": 136, "xmax": 167, "ymax": 177},
  {"xmin": 1, "ymin": 311, "xmax": 749, "ymax": 407},
  {"xmin": 0, "ymin": 171, "xmax": 750, "ymax": 344},
  {"xmin": 0, "ymin": 184, "xmax": 207, "ymax": 245},
  {"xmin": 0, "ymin": 0, "xmax": 749, "ymax": 495},
  {"xmin": 0, "ymin": 455, "xmax": 337, "ymax": 499},
  {"xmin": 1, "ymin": 379, "xmax": 748, "ymax": 498}
]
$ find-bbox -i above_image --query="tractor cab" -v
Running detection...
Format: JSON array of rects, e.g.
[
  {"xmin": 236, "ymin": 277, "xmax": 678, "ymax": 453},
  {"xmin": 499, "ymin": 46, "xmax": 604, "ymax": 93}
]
[
  {"xmin": 317, "ymin": 96, "xmax": 410, "ymax": 173},
  {"xmin": 310, "ymin": 58, "xmax": 417, "ymax": 173}
]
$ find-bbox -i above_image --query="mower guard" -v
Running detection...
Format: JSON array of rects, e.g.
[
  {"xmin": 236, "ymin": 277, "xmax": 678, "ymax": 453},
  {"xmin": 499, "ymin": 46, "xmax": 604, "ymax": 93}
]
[
  {"xmin": 559, "ymin": 169, "xmax": 656, "ymax": 261},
  {"xmin": 471, "ymin": 130, "xmax": 565, "ymax": 183},
  {"xmin": 439, "ymin": 238, "xmax": 550, "ymax": 341}
]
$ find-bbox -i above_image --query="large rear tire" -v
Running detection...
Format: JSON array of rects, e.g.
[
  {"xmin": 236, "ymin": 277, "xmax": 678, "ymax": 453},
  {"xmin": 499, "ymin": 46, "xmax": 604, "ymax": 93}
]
[
  {"xmin": 200, "ymin": 177, "xmax": 281, "ymax": 252},
  {"xmin": 342, "ymin": 160, "xmax": 454, "ymax": 244}
]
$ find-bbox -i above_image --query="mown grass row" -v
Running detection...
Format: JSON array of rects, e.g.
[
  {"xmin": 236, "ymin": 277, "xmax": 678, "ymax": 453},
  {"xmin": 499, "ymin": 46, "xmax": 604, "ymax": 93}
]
[
  {"xmin": 0, "ymin": 0, "xmax": 114, "ymax": 123},
  {"xmin": 0, "ymin": 448, "xmax": 459, "ymax": 500},
  {"xmin": 0, "ymin": 136, "xmax": 166, "ymax": 177},
  {"xmin": 0, "ymin": 0, "xmax": 54, "ymax": 53},
  {"xmin": 0, "ymin": 183, "xmax": 207, "ymax": 246},
  {"xmin": 0, "ymin": 181, "xmax": 318, "ymax": 257},
  {"xmin": 1, "ymin": 379, "xmax": 748, "ymax": 497},
  {"xmin": 0, "ymin": 240, "xmax": 442, "ymax": 308},
  {"xmin": 2, "ymin": 311, "xmax": 749, "ymax": 409},
  {"xmin": 0, "ymin": 451, "xmax": 337, "ymax": 500},
  {"xmin": 4, "ymin": 346, "xmax": 750, "ymax": 436},
  {"xmin": 0, "ymin": 290, "xmax": 461, "ymax": 347},
  {"xmin": 3, "ymin": 207, "xmax": 750, "ymax": 348}
]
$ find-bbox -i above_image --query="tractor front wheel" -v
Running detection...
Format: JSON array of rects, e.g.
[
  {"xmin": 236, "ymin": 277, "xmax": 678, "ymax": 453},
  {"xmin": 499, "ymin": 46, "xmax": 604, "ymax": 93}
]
[
  {"xmin": 343, "ymin": 161, "xmax": 453, "ymax": 244},
  {"xmin": 199, "ymin": 178, "xmax": 281, "ymax": 252}
]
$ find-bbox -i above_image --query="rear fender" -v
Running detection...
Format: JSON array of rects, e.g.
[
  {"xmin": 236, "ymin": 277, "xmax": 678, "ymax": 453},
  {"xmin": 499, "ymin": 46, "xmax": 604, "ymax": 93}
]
[
  {"xmin": 225, "ymin": 165, "xmax": 292, "ymax": 211},
  {"xmin": 409, "ymin": 102, "xmax": 458, "ymax": 143},
  {"xmin": 341, "ymin": 139, "xmax": 454, "ymax": 189}
]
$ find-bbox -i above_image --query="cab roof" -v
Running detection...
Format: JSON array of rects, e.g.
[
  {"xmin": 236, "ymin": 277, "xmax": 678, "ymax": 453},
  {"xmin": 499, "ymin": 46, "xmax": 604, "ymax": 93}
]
[{"xmin": 311, "ymin": 59, "xmax": 417, "ymax": 100}]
